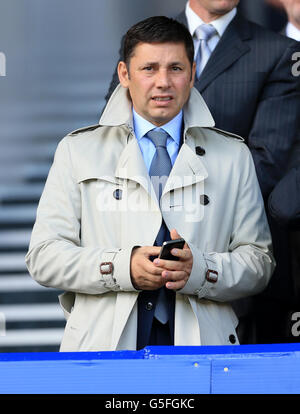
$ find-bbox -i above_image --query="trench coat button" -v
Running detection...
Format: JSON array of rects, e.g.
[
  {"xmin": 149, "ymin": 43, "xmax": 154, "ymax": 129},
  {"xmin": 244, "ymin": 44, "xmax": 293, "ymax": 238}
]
[
  {"xmin": 145, "ymin": 302, "xmax": 153, "ymax": 311},
  {"xmin": 200, "ymin": 194, "xmax": 210, "ymax": 205},
  {"xmin": 229, "ymin": 334, "xmax": 236, "ymax": 344},
  {"xmin": 113, "ymin": 189, "xmax": 122, "ymax": 200},
  {"xmin": 195, "ymin": 146, "xmax": 206, "ymax": 156}
]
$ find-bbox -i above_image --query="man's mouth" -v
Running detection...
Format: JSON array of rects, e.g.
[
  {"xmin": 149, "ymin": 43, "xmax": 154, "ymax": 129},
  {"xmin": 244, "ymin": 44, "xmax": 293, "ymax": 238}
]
[{"xmin": 152, "ymin": 96, "xmax": 173, "ymax": 102}]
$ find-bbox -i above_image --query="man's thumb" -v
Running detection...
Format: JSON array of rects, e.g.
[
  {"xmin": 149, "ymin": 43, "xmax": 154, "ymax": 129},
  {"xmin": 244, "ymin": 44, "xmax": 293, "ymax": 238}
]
[
  {"xmin": 170, "ymin": 229, "xmax": 188, "ymax": 249},
  {"xmin": 170, "ymin": 228, "xmax": 181, "ymax": 240}
]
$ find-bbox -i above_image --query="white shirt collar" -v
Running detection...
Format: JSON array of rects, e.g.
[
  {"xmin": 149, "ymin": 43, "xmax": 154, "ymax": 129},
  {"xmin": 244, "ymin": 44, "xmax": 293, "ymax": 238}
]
[
  {"xmin": 133, "ymin": 108, "xmax": 183, "ymax": 144},
  {"xmin": 286, "ymin": 22, "xmax": 300, "ymax": 41},
  {"xmin": 185, "ymin": 1, "xmax": 237, "ymax": 38}
]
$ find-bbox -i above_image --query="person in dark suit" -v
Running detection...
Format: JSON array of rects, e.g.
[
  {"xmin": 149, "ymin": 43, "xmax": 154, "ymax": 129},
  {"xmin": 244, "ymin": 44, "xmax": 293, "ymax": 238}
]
[
  {"xmin": 106, "ymin": 0, "xmax": 299, "ymax": 199},
  {"xmin": 277, "ymin": 0, "xmax": 300, "ymax": 39},
  {"xmin": 105, "ymin": 0, "xmax": 300, "ymax": 344},
  {"xmin": 267, "ymin": 0, "xmax": 300, "ymax": 343},
  {"xmin": 269, "ymin": 165, "xmax": 300, "ymax": 228},
  {"xmin": 268, "ymin": 164, "xmax": 300, "ymax": 334}
]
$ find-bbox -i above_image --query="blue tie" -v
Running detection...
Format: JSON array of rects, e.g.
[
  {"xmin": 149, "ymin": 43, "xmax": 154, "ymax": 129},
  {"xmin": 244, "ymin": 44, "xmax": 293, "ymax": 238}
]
[
  {"xmin": 195, "ymin": 23, "xmax": 217, "ymax": 78},
  {"xmin": 147, "ymin": 129, "xmax": 172, "ymax": 324}
]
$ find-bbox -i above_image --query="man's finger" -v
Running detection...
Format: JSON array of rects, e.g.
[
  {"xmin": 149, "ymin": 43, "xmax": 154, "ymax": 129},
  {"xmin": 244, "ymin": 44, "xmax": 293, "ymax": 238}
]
[
  {"xmin": 154, "ymin": 258, "xmax": 184, "ymax": 271},
  {"xmin": 139, "ymin": 274, "xmax": 165, "ymax": 290},
  {"xmin": 170, "ymin": 229, "xmax": 189, "ymax": 249},
  {"xmin": 145, "ymin": 261, "xmax": 165, "ymax": 275},
  {"xmin": 170, "ymin": 247, "xmax": 191, "ymax": 260},
  {"xmin": 165, "ymin": 278, "xmax": 187, "ymax": 291},
  {"xmin": 143, "ymin": 246, "xmax": 162, "ymax": 258},
  {"xmin": 170, "ymin": 228, "xmax": 181, "ymax": 240},
  {"xmin": 162, "ymin": 270, "xmax": 188, "ymax": 282}
]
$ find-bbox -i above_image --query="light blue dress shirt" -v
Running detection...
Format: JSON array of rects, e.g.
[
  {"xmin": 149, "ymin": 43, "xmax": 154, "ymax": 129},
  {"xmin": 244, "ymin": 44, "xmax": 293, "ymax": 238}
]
[{"xmin": 132, "ymin": 108, "xmax": 183, "ymax": 171}]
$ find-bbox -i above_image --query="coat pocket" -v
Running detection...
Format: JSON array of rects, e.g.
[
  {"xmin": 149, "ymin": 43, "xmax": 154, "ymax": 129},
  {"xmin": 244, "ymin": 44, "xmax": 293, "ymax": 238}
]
[{"xmin": 58, "ymin": 291, "xmax": 75, "ymax": 320}]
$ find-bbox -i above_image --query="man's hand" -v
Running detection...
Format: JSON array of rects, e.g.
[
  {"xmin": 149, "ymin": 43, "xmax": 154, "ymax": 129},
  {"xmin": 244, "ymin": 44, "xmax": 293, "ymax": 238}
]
[
  {"xmin": 130, "ymin": 246, "xmax": 165, "ymax": 290},
  {"xmin": 153, "ymin": 229, "xmax": 193, "ymax": 290}
]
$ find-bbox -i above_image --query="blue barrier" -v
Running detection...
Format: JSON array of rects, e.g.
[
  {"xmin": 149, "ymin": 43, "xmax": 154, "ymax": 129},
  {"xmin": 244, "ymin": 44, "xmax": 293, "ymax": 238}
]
[{"xmin": 0, "ymin": 343, "xmax": 300, "ymax": 394}]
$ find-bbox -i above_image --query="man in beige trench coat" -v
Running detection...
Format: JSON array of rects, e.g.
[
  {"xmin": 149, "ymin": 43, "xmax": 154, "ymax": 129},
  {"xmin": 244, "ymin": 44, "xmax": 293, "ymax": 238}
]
[{"xmin": 25, "ymin": 16, "xmax": 275, "ymax": 352}]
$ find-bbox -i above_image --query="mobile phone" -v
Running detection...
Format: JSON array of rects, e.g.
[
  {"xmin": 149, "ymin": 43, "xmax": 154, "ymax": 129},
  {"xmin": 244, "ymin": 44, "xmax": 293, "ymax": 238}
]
[{"xmin": 159, "ymin": 238, "xmax": 185, "ymax": 261}]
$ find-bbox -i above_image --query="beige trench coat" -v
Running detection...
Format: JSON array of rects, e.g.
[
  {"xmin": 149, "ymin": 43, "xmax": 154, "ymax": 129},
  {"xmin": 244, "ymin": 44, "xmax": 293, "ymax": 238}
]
[{"xmin": 25, "ymin": 85, "xmax": 275, "ymax": 351}]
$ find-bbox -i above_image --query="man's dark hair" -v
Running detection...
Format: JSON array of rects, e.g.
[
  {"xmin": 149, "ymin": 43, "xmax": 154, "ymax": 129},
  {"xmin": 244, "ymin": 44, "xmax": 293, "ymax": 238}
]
[{"xmin": 123, "ymin": 16, "xmax": 194, "ymax": 69}]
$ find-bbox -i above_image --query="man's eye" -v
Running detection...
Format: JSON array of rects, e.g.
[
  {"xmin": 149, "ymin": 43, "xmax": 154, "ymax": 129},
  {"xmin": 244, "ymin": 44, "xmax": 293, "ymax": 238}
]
[
  {"xmin": 172, "ymin": 66, "xmax": 182, "ymax": 71},
  {"xmin": 143, "ymin": 66, "xmax": 153, "ymax": 71}
]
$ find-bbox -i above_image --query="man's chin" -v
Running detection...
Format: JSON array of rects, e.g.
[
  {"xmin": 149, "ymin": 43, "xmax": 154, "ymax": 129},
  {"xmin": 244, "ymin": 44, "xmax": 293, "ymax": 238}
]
[
  {"xmin": 149, "ymin": 115, "xmax": 172, "ymax": 127},
  {"xmin": 147, "ymin": 109, "xmax": 179, "ymax": 127}
]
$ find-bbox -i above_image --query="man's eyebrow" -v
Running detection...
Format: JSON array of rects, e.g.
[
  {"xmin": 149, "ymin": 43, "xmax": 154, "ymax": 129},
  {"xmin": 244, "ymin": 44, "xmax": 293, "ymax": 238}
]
[
  {"xmin": 169, "ymin": 61, "xmax": 184, "ymax": 66},
  {"xmin": 139, "ymin": 61, "xmax": 185, "ymax": 66},
  {"xmin": 140, "ymin": 61, "xmax": 158, "ymax": 66}
]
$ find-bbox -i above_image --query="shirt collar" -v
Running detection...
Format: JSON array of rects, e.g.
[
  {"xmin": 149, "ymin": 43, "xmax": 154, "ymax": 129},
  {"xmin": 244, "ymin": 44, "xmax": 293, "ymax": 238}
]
[
  {"xmin": 133, "ymin": 108, "xmax": 183, "ymax": 145},
  {"xmin": 185, "ymin": 1, "xmax": 237, "ymax": 38},
  {"xmin": 286, "ymin": 22, "xmax": 300, "ymax": 41}
]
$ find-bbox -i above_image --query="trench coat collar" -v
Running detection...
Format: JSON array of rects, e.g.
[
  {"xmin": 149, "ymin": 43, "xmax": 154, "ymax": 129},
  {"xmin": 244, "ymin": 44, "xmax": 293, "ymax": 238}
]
[
  {"xmin": 99, "ymin": 84, "xmax": 215, "ymax": 135},
  {"xmin": 98, "ymin": 84, "xmax": 213, "ymax": 203}
]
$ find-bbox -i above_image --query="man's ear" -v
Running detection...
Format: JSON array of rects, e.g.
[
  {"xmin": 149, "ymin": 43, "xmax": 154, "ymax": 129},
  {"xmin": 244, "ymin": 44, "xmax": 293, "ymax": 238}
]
[
  {"xmin": 190, "ymin": 61, "xmax": 196, "ymax": 85},
  {"xmin": 118, "ymin": 61, "xmax": 130, "ymax": 87}
]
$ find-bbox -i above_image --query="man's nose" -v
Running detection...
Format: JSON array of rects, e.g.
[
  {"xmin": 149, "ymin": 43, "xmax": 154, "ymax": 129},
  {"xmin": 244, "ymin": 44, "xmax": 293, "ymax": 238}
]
[{"xmin": 155, "ymin": 69, "xmax": 171, "ymax": 88}]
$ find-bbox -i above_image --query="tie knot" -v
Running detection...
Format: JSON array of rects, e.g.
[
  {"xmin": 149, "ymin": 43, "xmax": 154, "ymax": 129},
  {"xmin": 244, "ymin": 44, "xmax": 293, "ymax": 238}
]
[
  {"xmin": 195, "ymin": 23, "xmax": 216, "ymax": 41},
  {"xmin": 146, "ymin": 129, "xmax": 169, "ymax": 149}
]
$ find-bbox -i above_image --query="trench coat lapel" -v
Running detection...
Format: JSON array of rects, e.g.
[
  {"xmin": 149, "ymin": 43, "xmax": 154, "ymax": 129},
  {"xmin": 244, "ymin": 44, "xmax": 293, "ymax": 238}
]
[
  {"xmin": 115, "ymin": 134, "xmax": 208, "ymax": 206},
  {"xmin": 115, "ymin": 136, "xmax": 159, "ymax": 205},
  {"xmin": 163, "ymin": 141, "xmax": 208, "ymax": 196}
]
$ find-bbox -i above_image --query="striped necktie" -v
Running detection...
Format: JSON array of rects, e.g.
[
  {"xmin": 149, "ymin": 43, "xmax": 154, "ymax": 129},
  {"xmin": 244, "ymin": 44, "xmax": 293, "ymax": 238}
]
[
  {"xmin": 146, "ymin": 128, "xmax": 172, "ymax": 324},
  {"xmin": 195, "ymin": 23, "xmax": 217, "ymax": 78}
]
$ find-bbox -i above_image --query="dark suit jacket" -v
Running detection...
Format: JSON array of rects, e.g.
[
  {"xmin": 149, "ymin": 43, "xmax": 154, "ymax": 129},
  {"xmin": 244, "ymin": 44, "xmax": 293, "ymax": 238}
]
[{"xmin": 269, "ymin": 166, "xmax": 300, "ymax": 229}]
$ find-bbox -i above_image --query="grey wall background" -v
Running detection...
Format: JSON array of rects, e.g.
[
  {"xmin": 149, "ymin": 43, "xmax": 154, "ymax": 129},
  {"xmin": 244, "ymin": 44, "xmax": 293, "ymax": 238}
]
[{"xmin": 0, "ymin": 0, "xmax": 186, "ymax": 144}]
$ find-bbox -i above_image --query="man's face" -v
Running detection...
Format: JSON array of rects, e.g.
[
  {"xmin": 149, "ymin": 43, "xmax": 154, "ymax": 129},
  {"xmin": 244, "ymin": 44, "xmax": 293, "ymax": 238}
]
[
  {"xmin": 190, "ymin": 0, "xmax": 239, "ymax": 16},
  {"xmin": 280, "ymin": 0, "xmax": 300, "ymax": 25},
  {"xmin": 118, "ymin": 42, "xmax": 196, "ymax": 127}
]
